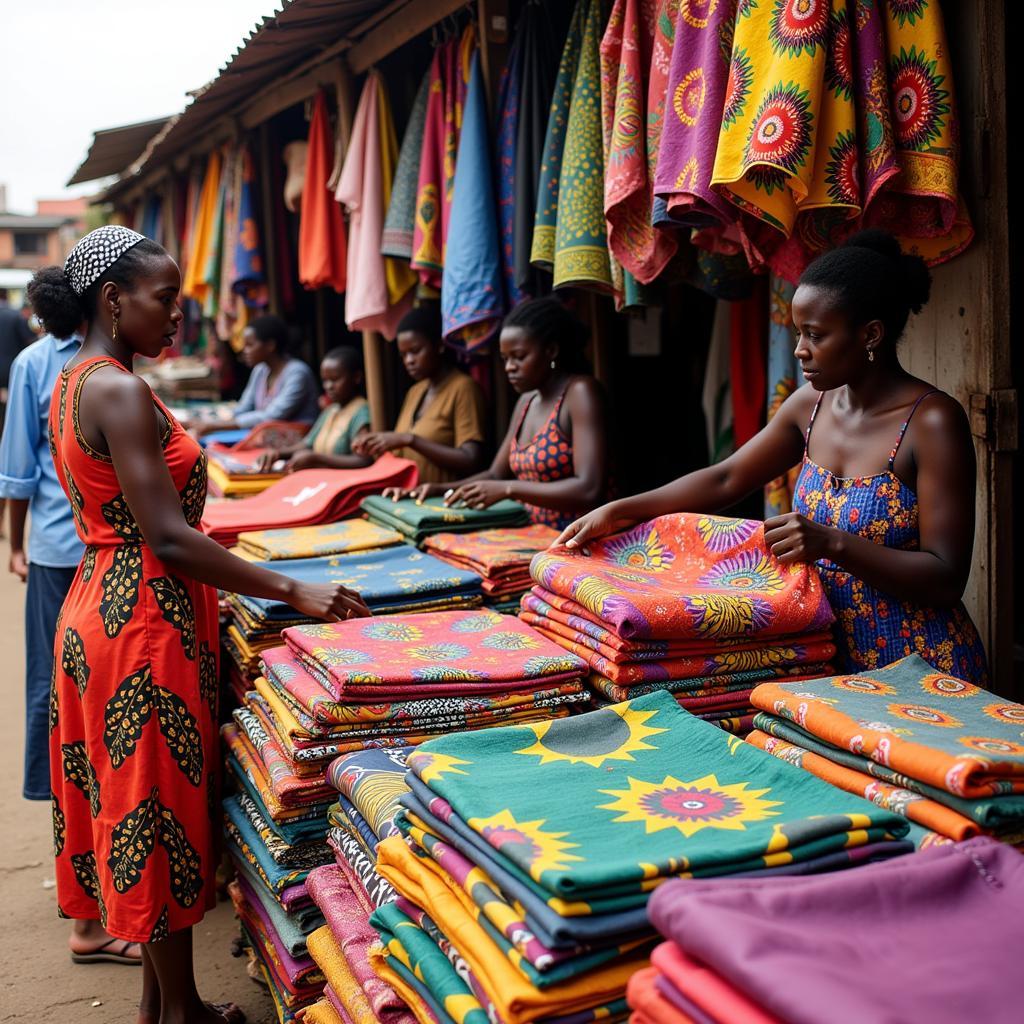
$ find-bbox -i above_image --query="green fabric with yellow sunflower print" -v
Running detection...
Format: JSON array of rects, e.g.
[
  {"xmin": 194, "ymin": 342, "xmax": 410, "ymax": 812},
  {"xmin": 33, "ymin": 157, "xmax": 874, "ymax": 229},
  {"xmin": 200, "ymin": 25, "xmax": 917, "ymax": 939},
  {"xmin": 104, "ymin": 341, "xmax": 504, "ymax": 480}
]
[{"xmin": 405, "ymin": 690, "xmax": 909, "ymax": 903}]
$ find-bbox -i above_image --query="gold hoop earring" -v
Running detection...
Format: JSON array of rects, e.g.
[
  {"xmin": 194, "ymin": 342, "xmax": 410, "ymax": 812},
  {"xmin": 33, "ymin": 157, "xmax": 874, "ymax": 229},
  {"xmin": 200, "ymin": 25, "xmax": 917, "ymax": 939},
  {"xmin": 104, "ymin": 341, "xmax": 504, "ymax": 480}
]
[{"xmin": 111, "ymin": 311, "xmax": 120, "ymax": 344}]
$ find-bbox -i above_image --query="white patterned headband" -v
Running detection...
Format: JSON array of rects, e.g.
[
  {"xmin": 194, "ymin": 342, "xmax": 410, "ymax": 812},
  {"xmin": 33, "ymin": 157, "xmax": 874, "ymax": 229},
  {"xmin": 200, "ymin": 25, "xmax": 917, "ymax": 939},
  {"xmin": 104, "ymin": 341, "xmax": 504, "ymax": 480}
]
[{"xmin": 64, "ymin": 225, "xmax": 147, "ymax": 296}]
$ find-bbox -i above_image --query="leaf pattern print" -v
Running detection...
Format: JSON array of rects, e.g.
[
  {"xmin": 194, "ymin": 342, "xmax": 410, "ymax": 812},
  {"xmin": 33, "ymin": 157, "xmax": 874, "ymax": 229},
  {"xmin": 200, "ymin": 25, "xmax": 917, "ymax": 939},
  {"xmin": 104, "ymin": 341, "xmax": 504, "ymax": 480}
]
[
  {"xmin": 103, "ymin": 664, "xmax": 154, "ymax": 769},
  {"xmin": 65, "ymin": 464, "xmax": 88, "ymax": 536},
  {"xmin": 147, "ymin": 576, "xmax": 196, "ymax": 659},
  {"xmin": 81, "ymin": 545, "xmax": 97, "ymax": 583},
  {"xmin": 149, "ymin": 905, "xmax": 170, "ymax": 942},
  {"xmin": 70, "ymin": 851, "xmax": 101, "ymax": 901},
  {"xmin": 179, "ymin": 455, "xmax": 208, "ymax": 527},
  {"xmin": 49, "ymin": 657, "xmax": 59, "ymax": 734},
  {"xmin": 108, "ymin": 788, "xmax": 160, "ymax": 894},
  {"xmin": 61, "ymin": 627, "xmax": 90, "ymax": 697},
  {"xmin": 99, "ymin": 545, "xmax": 143, "ymax": 638},
  {"xmin": 62, "ymin": 740, "xmax": 101, "ymax": 817},
  {"xmin": 100, "ymin": 492, "xmax": 143, "ymax": 542},
  {"xmin": 52, "ymin": 795, "xmax": 66, "ymax": 856},
  {"xmin": 199, "ymin": 642, "xmax": 217, "ymax": 717},
  {"xmin": 158, "ymin": 802, "xmax": 203, "ymax": 907},
  {"xmin": 155, "ymin": 685, "xmax": 204, "ymax": 786}
]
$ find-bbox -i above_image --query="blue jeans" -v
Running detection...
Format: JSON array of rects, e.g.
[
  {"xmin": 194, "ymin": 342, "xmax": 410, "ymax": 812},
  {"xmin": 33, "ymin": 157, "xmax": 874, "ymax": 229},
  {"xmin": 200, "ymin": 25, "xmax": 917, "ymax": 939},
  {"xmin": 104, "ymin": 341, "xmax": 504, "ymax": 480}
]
[{"xmin": 24, "ymin": 564, "xmax": 76, "ymax": 800}]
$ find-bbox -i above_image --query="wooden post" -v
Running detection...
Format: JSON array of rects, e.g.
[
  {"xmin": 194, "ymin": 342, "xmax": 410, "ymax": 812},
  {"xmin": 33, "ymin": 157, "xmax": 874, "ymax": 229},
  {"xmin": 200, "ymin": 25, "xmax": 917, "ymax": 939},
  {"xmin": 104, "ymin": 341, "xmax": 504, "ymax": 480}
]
[
  {"xmin": 256, "ymin": 121, "xmax": 282, "ymax": 316},
  {"xmin": 587, "ymin": 292, "xmax": 613, "ymax": 388}
]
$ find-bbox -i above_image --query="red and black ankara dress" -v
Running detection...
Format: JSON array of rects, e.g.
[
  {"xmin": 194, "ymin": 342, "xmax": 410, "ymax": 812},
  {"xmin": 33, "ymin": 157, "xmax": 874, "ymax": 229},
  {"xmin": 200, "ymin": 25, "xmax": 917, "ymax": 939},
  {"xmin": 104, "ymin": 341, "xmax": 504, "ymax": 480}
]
[{"xmin": 48, "ymin": 356, "xmax": 219, "ymax": 943}]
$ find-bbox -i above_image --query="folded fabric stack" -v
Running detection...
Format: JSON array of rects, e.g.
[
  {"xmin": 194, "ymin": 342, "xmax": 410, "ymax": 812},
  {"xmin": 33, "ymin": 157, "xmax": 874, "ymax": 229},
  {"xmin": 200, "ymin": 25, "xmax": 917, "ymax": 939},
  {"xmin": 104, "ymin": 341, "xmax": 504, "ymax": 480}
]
[
  {"xmin": 423, "ymin": 523, "xmax": 559, "ymax": 613},
  {"xmin": 222, "ymin": 728, "xmax": 334, "ymax": 1021},
  {"xmin": 361, "ymin": 494, "xmax": 529, "ymax": 545},
  {"xmin": 203, "ymin": 454, "xmax": 418, "ymax": 546},
  {"xmin": 223, "ymin": 545, "xmax": 485, "ymax": 681},
  {"xmin": 235, "ymin": 518, "xmax": 404, "ymax": 561},
  {"xmin": 633, "ymin": 836, "xmax": 1022, "ymax": 1024},
  {"xmin": 207, "ymin": 448, "xmax": 285, "ymax": 498},
  {"xmin": 368, "ymin": 690, "xmax": 912, "ymax": 1024},
  {"xmin": 519, "ymin": 514, "xmax": 836, "ymax": 735},
  {"xmin": 747, "ymin": 654, "xmax": 1024, "ymax": 847}
]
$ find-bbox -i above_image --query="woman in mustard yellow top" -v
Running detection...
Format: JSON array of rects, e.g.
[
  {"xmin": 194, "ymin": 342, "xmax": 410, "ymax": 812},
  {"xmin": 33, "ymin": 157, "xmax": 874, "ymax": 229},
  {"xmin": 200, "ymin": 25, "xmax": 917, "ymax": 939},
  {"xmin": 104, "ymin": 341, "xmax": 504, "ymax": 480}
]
[{"xmin": 354, "ymin": 306, "xmax": 487, "ymax": 485}]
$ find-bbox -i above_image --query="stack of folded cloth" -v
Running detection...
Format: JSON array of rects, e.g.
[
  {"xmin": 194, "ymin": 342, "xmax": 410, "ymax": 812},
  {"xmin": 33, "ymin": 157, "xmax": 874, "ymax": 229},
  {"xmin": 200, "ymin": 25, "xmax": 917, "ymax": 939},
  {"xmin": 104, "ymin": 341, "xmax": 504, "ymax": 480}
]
[
  {"xmin": 207, "ymin": 448, "xmax": 285, "ymax": 498},
  {"xmin": 222, "ymin": 726, "xmax": 335, "ymax": 1021},
  {"xmin": 250, "ymin": 610, "xmax": 592, "ymax": 763},
  {"xmin": 233, "ymin": 519, "xmax": 404, "ymax": 561},
  {"xmin": 632, "ymin": 835, "xmax": 1022, "ymax": 1024},
  {"xmin": 368, "ymin": 689, "xmax": 913, "ymax": 1024},
  {"xmin": 518, "ymin": 514, "xmax": 837, "ymax": 735},
  {"xmin": 361, "ymin": 495, "xmax": 529, "ymax": 545},
  {"xmin": 222, "ymin": 545, "xmax": 485, "ymax": 681},
  {"xmin": 203, "ymin": 454, "xmax": 418, "ymax": 547},
  {"xmin": 747, "ymin": 654, "xmax": 1024, "ymax": 847},
  {"xmin": 423, "ymin": 523, "xmax": 559, "ymax": 613}
]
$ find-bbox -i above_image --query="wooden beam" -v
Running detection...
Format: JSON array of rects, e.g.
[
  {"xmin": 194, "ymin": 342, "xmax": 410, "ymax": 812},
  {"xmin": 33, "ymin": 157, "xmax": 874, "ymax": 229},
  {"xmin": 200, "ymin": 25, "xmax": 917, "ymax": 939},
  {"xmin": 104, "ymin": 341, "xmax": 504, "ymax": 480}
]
[
  {"xmin": 241, "ymin": 65, "xmax": 337, "ymax": 131},
  {"xmin": 347, "ymin": 0, "xmax": 468, "ymax": 73},
  {"xmin": 256, "ymin": 122, "xmax": 282, "ymax": 316}
]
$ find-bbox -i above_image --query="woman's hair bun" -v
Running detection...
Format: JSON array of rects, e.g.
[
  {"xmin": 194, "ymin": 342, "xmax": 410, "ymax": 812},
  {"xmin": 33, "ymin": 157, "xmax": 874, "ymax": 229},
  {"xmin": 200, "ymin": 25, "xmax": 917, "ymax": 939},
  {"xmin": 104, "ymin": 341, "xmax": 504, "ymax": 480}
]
[
  {"xmin": 26, "ymin": 266, "xmax": 84, "ymax": 340},
  {"xmin": 843, "ymin": 228, "xmax": 931, "ymax": 316}
]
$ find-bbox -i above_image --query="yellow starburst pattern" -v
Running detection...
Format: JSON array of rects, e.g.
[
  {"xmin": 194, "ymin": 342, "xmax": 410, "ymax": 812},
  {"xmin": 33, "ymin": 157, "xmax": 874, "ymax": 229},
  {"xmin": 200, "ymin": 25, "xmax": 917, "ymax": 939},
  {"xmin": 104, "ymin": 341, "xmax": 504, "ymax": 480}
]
[
  {"xmin": 598, "ymin": 773, "xmax": 782, "ymax": 838},
  {"xmin": 407, "ymin": 750, "xmax": 472, "ymax": 784},
  {"xmin": 886, "ymin": 703, "xmax": 963, "ymax": 729},
  {"xmin": 514, "ymin": 703, "xmax": 666, "ymax": 768},
  {"xmin": 919, "ymin": 673, "xmax": 980, "ymax": 699},
  {"xmin": 467, "ymin": 809, "xmax": 582, "ymax": 882}
]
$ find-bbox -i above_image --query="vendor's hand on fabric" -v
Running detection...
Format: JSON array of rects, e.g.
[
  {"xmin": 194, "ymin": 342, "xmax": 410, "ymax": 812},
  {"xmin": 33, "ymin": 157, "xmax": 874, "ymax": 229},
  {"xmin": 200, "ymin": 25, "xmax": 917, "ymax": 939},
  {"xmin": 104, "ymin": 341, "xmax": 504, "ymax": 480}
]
[
  {"xmin": 382, "ymin": 482, "xmax": 444, "ymax": 503},
  {"xmin": 556, "ymin": 501, "xmax": 638, "ymax": 550},
  {"xmin": 257, "ymin": 449, "xmax": 281, "ymax": 473},
  {"xmin": 289, "ymin": 581, "xmax": 371, "ymax": 622},
  {"xmin": 285, "ymin": 449, "xmax": 322, "ymax": 473},
  {"xmin": 764, "ymin": 512, "xmax": 834, "ymax": 564},
  {"xmin": 354, "ymin": 431, "xmax": 412, "ymax": 459},
  {"xmin": 443, "ymin": 480, "xmax": 508, "ymax": 510},
  {"xmin": 8, "ymin": 548, "xmax": 28, "ymax": 583}
]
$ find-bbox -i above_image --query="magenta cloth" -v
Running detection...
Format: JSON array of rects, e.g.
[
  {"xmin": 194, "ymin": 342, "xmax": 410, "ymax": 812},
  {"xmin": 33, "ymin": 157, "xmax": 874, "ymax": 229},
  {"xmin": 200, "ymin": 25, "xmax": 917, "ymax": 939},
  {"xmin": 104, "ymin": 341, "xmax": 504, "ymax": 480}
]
[
  {"xmin": 306, "ymin": 864, "xmax": 414, "ymax": 1022},
  {"xmin": 282, "ymin": 610, "xmax": 587, "ymax": 701},
  {"xmin": 647, "ymin": 837, "xmax": 1024, "ymax": 1024},
  {"xmin": 201, "ymin": 455, "xmax": 418, "ymax": 546},
  {"xmin": 653, "ymin": 0, "xmax": 736, "ymax": 228},
  {"xmin": 279, "ymin": 882, "xmax": 311, "ymax": 913},
  {"xmin": 237, "ymin": 879, "xmax": 318, "ymax": 988}
]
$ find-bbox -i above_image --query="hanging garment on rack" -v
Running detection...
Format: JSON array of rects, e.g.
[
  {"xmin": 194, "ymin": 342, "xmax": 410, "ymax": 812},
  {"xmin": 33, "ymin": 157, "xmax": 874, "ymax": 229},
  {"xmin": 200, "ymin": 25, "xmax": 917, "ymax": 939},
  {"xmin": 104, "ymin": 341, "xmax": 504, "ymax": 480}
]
[
  {"xmin": 232, "ymin": 145, "xmax": 269, "ymax": 311},
  {"xmin": 377, "ymin": 77, "xmax": 418, "ymax": 307},
  {"xmin": 764, "ymin": 275, "xmax": 801, "ymax": 518},
  {"xmin": 553, "ymin": 0, "xmax": 613, "ymax": 291},
  {"xmin": 182, "ymin": 149, "xmax": 223, "ymax": 308},
  {"xmin": 530, "ymin": 0, "xmax": 587, "ymax": 272},
  {"xmin": 216, "ymin": 146, "xmax": 242, "ymax": 343},
  {"xmin": 443, "ymin": 50, "xmax": 505, "ymax": 350},
  {"xmin": 600, "ymin": 0, "xmax": 677, "ymax": 285},
  {"xmin": 298, "ymin": 90, "xmax": 348, "ymax": 294},
  {"xmin": 382, "ymin": 69, "xmax": 430, "ymax": 262},
  {"xmin": 336, "ymin": 72, "xmax": 414, "ymax": 339},
  {"xmin": 496, "ymin": 11, "xmax": 527, "ymax": 307}
]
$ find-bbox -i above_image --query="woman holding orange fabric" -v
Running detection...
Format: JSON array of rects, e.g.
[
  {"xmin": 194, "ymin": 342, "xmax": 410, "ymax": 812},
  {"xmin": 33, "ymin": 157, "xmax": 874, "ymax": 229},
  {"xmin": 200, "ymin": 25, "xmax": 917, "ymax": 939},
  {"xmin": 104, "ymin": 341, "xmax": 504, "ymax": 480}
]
[{"xmin": 559, "ymin": 232, "xmax": 988, "ymax": 684}]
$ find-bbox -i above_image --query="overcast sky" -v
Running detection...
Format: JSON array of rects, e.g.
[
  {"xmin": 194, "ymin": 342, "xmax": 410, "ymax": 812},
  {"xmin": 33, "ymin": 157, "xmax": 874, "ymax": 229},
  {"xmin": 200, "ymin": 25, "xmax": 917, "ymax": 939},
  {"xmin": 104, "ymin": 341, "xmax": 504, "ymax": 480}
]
[{"xmin": 0, "ymin": 0, "xmax": 281, "ymax": 213}]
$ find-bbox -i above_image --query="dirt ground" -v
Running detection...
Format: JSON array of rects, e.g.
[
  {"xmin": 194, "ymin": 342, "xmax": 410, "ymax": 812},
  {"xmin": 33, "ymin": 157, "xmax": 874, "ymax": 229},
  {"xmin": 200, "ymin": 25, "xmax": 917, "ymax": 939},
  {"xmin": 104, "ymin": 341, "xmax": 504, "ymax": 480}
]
[{"xmin": 0, "ymin": 561, "xmax": 277, "ymax": 1023}]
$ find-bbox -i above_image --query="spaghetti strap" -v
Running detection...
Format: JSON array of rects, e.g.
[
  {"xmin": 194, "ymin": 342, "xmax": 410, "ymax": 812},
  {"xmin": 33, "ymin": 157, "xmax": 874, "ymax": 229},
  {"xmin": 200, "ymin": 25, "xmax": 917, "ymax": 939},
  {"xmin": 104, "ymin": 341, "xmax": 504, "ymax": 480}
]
[
  {"xmin": 803, "ymin": 393, "xmax": 825, "ymax": 454},
  {"xmin": 888, "ymin": 389, "xmax": 941, "ymax": 469}
]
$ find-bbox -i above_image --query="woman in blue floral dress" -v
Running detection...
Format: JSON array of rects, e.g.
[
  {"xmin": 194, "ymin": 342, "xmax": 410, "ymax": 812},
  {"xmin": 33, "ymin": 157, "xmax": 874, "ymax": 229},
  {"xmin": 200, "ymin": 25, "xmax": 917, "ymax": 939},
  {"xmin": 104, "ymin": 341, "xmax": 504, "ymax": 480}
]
[{"xmin": 559, "ymin": 231, "xmax": 989, "ymax": 684}]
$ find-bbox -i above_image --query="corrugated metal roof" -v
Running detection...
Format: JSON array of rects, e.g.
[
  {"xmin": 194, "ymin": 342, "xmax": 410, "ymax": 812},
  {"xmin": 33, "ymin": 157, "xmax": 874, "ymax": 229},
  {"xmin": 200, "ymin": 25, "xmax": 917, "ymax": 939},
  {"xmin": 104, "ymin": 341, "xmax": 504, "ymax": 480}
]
[
  {"xmin": 108, "ymin": 0, "xmax": 391, "ymax": 195},
  {"xmin": 67, "ymin": 117, "xmax": 171, "ymax": 186}
]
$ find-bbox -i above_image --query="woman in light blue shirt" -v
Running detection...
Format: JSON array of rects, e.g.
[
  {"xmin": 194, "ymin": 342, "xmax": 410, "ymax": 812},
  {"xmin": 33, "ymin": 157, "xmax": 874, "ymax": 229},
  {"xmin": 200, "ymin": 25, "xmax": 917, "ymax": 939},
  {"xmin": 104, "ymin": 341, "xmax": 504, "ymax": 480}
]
[{"xmin": 193, "ymin": 315, "xmax": 320, "ymax": 436}]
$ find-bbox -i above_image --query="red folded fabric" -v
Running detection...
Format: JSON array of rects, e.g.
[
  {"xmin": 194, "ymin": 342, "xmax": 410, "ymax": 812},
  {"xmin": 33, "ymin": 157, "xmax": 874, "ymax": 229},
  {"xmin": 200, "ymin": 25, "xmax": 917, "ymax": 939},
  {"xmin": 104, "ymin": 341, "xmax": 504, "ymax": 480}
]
[
  {"xmin": 202, "ymin": 455, "xmax": 417, "ymax": 546},
  {"xmin": 627, "ymin": 966, "xmax": 695, "ymax": 1023}
]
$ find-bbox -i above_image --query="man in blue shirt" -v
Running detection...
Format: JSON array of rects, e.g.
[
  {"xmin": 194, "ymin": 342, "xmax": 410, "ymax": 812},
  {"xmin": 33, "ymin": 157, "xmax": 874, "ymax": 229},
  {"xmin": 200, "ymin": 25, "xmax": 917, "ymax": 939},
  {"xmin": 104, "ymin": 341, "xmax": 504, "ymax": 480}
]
[{"xmin": 0, "ymin": 328, "xmax": 141, "ymax": 965}]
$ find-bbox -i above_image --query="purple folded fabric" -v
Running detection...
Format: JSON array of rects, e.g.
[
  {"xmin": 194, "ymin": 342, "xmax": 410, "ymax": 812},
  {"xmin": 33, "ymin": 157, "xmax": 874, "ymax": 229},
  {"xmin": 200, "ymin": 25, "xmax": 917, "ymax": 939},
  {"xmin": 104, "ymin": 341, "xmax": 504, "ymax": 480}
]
[
  {"xmin": 648, "ymin": 837, "xmax": 1024, "ymax": 1024},
  {"xmin": 654, "ymin": 976, "xmax": 717, "ymax": 1024}
]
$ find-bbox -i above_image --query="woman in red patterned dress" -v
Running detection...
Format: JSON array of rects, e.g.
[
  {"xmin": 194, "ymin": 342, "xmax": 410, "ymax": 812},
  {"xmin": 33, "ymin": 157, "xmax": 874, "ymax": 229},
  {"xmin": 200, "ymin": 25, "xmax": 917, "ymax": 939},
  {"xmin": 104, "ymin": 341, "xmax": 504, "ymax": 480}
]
[
  {"xmin": 32, "ymin": 227, "xmax": 369, "ymax": 1024},
  {"xmin": 391, "ymin": 297, "xmax": 611, "ymax": 529}
]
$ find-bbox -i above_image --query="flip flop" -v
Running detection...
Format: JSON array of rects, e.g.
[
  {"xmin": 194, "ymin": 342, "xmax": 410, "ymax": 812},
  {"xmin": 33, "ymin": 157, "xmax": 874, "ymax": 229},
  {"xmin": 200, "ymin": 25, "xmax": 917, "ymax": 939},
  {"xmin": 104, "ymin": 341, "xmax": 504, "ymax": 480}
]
[{"xmin": 70, "ymin": 937, "xmax": 142, "ymax": 966}]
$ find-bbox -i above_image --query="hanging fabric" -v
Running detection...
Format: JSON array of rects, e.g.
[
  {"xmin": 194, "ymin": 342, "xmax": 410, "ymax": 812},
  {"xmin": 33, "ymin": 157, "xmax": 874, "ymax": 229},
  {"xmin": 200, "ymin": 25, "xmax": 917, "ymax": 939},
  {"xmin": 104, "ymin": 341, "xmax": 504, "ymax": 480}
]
[
  {"xmin": 764, "ymin": 275, "xmax": 801, "ymax": 517},
  {"xmin": 496, "ymin": 8, "xmax": 527, "ymax": 307},
  {"xmin": 729, "ymin": 274, "xmax": 768, "ymax": 449},
  {"xmin": 382, "ymin": 69, "xmax": 430, "ymax": 262},
  {"xmin": 443, "ymin": 48, "xmax": 505, "ymax": 350},
  {"xmin": 336, "ymin": 71, "xmax": 414, "ymax": 339},
  {"xmin": 531, "ymin": 0, "xmax": 586, "ymax": 273},
  {"xmin": 200, "ymin": 149, "xmax": 228, "ymax": 319},
  {"xmin": 600, "ymin": 0, "xmax": 677, "ymax": 285},
  {"xmin": 376, "ymin": 77, "xmax": 418, "ymax": 306},
  {"xmin": 411, "ymin": 27, "xmax": 474, "ymax": 293},
  {"xmin": 182, "ymin": 149, "xmax": 223, "ymax": 308},
  {"xmin": 232, "ymin": 145, "xmax": 269, "ymax": 312},
  {"xmin": 298, "ymin": 89, "xmax": 347, "ymax": 293},
  {"xmin": 553, "ymin": 0, "xmax": 613, "ymax": 292},
  {"xmin": 139, "ymin": 194, "xmax": 162, "ymax": 243},
  {"xmin": 216, "ymin": 146, "xmax": 242, "ymax": 343}
]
